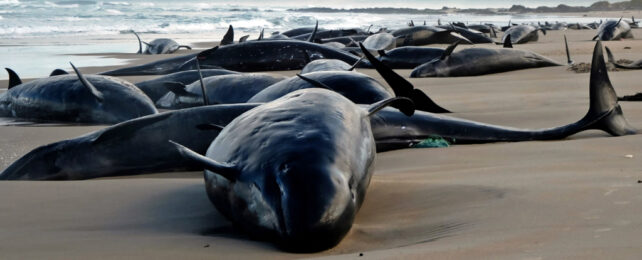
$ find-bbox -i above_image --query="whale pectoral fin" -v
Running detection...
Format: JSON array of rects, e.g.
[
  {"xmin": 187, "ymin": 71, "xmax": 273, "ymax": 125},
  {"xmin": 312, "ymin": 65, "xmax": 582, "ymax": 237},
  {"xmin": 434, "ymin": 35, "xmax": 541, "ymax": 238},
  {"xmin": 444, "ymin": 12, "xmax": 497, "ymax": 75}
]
[
  {"xmin": 196, "ymin": 123, "xmax": 225, "ymax": 131},
  {"xmin": 307, "ymin": 20, "xmax": 319, "ymax": 43},
  {"xmin": 564, "ymin": 35, "xmax": 573, "ymax": 65},
  {"xmin": 169, "ymin": 140, "xmax": 238, "ymax": 181},
  {"xmin": 539, "ymin": 28, "xmax": 547, "ymax": 35},
  {"xmin": 164, "ymin": 81, "xmax": 199, "ymax": 97},
  {"xmin": 296, "ymin": 74, "xmax": 331, "ymax": 90},
  {"xmin": 348, "ymin": 57, "xmax": 364, "ymax": 71},
  {"xmin": 441, "ymin": 41, "xmax": 460, "ymax": 60},
  {"xmin": 358, "ymin": 42, "xmax": 450, "ymax": 113},
  {"xmin": 220, "ymin": 25, "xmax": 234, "ymax": 46},
  {"xmin": 5, "ymin": 68, "xmax": 22, "ymax": 89},
  {"xmin": 503, "ymin": 34, "xmax": 513, "ymax": 48},
  {"xmin": 178, "ymin": 45, "xmax": 192, "ymax": 50},
  {"xmin": 592, "ymin": 35, "xmax": 599, "ymax": 41},
  {"xmin": 70, "ymin": 63, "xmax": 104, "ymax": 102},
  {"xmin": 367, "ymin": 97, "xmax": 414, "ymax": 117},
  {"xmin": 377, "ymin": 49, "xmax": 387, "ymax": 57},
  {"xmin": 49, "ymin": 69, "xmax": 69, "ymax": 76},
  {"xmin": 92, "ymin": 113, "xmax": 172, "ymax": 145}
]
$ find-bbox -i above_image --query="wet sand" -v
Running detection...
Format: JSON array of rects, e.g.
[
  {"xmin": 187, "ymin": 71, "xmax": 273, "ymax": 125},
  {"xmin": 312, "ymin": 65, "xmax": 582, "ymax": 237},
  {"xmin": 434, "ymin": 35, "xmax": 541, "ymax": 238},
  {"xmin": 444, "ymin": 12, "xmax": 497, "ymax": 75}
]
[{"xmin": 1, "ymin": 28, "xmax": 642, "ymax": 259}]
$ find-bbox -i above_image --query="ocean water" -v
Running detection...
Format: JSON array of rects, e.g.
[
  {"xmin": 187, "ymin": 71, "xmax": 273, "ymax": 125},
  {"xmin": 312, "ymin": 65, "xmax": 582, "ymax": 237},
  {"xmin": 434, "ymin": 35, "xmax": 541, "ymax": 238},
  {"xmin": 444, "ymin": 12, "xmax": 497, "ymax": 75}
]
[{"xmin": 0, "ymin": 0, "xmax": 618, "ymax": 80}]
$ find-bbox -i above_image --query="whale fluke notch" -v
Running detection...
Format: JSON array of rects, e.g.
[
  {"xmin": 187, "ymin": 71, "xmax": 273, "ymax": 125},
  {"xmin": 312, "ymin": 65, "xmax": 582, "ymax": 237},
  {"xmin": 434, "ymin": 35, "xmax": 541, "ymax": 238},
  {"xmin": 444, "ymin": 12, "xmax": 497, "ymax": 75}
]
[
  {"xmin": 367, "ymin": 97, "xmax": 415, "ymax": 117},
  {"xmin": 296, "ymin": 74, "xmax": 332, "ymax": 90},
  {"xmin": 564, "ymin": 35, "xmax": 573, "ymax": 65},
  {"xmin": 358, "ymin": 42, "xmax": 451, "ymax": 113},
  {"xmin": 220, "ymin": 25, "xmax": 234, "ymax": 46},
  {"xmin": 70, "ymin": 63, "xmax": 104, "ymax": 102},
  {"xmin": 169, "ymin": 140, "xmax": 238, "ymax": 181},
  {"xmin": 131, "ymin": 30, "xmax": 143, "ymax": 54},
  {"xmin": 440, "ymin": 40, "xmax": 460, "ymax": 60},
  {"xmin": 196, "ymin": 123, "xmax": 225, "ymax": 131},
  {"xmin": 307, "ymin": 20, "xmax": 318, "ymax": 43},
  {"xmin": 5, "ymin": 68, "xmax": 22, "ymax": 89},
  {"xmin": 583, "ymin": 40, "xmax": 636, "ymax": 136},
  {"xmin": 163, "ymin": 82, "xmax": 199, "ymax": 97},
  {"xmin": 49, "ymin": 69, "xmax": 69, "ymax": 76},
  {"xmin": 92, "ymin": 113, "xmax": 172, "ymax": 145}
]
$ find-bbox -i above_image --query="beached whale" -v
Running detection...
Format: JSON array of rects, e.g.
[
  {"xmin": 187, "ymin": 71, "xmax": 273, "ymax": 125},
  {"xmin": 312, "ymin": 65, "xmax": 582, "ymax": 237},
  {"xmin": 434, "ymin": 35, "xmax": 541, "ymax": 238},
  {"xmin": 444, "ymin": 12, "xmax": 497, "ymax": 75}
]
[
  {"xmin": 377, "ymin": 46, "xmax": 445, "ymax": 69},
  {"xmin": 156, "ymin": 73, "xmax": 287, "ymax": 109},
  {"xmin": 100, "ymin": 41, "xmax": 364, "ymax": 76},
  {"xmin": 362, "ymin": 32, "xmax": 396, "ymax": 51},
  {"xmin": 593, "ymin": 18, "xmax": 633, "ymax": 41},
  {"xmin": 410, "ymin": 42, "xmax": 561, "ymax": 77},
  {"xmin": 300, "ymin": 59, "xmax": 356, "ymax": 74},
  {"xmin": 1, "ymin": 64, "xmax": 157, "ymax": 124},
  {"xmin": 135, "ymin": 69, "xmax": 240, "ymax": 102},
  {"xmin": 392, "ymin": 26, "xmax": 473, "ymax": 46},
  {"xmin": 1, "ymin": 41, "xmax": 634, "ymax": 181},
  {"xmin": 438, "ymin": 25, "xmax": 494, "ymax": 44},
  {"xmin": 502, "ymin": 25, "xmax": 545, "ymax": 44},
  {"xmin": 132, "ymin": 31, "xmax": 192, "ymax": 54},
  {"xmin": 170, "ymin": 88, "xmax": 414, "ymax": 252}
]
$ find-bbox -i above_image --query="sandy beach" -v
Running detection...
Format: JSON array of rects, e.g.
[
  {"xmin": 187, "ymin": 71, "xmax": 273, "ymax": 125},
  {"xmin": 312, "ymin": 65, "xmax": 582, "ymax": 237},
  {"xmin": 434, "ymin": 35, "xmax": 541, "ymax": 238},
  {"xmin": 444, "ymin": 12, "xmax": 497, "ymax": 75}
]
[{"xmin": 1, "ymin": 24, "xmax": 642, "ymax": 258}]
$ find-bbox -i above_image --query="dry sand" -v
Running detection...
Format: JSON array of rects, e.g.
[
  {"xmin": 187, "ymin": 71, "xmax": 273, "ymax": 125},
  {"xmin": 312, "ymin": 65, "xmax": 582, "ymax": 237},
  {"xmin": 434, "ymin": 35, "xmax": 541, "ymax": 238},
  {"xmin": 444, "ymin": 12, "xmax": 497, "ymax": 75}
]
[{"xmin": 1, "ymin": 28, "xmax": 642, "ymax": 259}]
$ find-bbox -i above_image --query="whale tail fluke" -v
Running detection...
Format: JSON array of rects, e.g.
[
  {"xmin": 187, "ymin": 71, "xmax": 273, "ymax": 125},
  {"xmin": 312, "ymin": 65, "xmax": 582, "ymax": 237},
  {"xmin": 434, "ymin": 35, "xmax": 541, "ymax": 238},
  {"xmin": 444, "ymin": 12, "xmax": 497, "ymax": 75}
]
[
  {"xmin": 581, "ymin": 41, "xmax": 636, "ymax": 136},
  {"xmin": 358, "ymin": 42, "xmax": 450, "ymax": 113}
]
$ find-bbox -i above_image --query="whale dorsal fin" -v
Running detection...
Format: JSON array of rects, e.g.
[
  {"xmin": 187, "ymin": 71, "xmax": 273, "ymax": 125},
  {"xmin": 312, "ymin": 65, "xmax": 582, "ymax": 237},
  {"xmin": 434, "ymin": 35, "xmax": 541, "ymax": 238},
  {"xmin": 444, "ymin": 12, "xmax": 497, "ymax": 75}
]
[
  {"xmin": 307, "ymin": 20, "xmax": 318, "ymax": 43},
  {"xmin": 5, "ymin": 68, "xmax": 22, "ymax": 89},
  {"xmin": 163, "ymin": 82, "xmax": 199, "ymax": 97},
  {"xmin": 196, "ymin": 123, "xmax": 225, "ymax": 131},
  {"xmin": 132, "ymin": 31, "xmax": 143, "ymax": 54},
  {"xmin": 239, "ymin": 35, "xmax": 249, "ymax": 43},
  {"xmin": 503, "ymin": 34, "xmax": 513, "ymax": 48},
  {"xmin": 441, "ymin": 41, "xmax": 460, "ymax": 60},
  {"xmin": 49, "ymin": 69, "xmax": 69, "ymax": 76},
  {"xmin": 616, "ymin": 17, "xmax": 622, "ymax": 26},
  {"xmin": 70, "ymin": 63, "xmax": 104, "ymax": 102},
  {"xmin": 296, "ymin": 74, "xmax": 331, "ymax": 90},
  {"xmin": 169, "ymin": 140, "xmax": 238, "ymax": 181},
  {"xmin": 92, "ymin": 112, "xmax": 172, "ymax": 145},
  {"xmin": 258, "ymin": 28, "xmax": 264, "ymax": 40},
  {"xmin": 367, "ymin": 97, "xmax": 414, "ymax": 117},
  {"xmin": 220, "ymin": 25, "xmax": 234, "ymax": 46}
]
